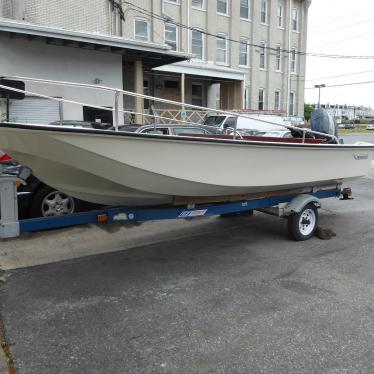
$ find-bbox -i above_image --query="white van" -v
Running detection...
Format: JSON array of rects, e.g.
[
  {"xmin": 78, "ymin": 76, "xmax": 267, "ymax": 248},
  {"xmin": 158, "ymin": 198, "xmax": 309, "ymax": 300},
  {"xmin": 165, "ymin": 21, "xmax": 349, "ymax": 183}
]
[{"xmin": 204, "ymin": 113, "xmax": 291, "ymax": 132}]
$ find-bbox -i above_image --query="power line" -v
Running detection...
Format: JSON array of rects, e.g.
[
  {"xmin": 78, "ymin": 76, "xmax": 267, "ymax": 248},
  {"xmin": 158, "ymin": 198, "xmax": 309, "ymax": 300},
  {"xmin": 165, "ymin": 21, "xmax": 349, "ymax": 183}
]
[
  {"xmin": 305, "ymin": 79, "xmax": 374, "ymax": 90},
  {"xmin": 309, "ymin": 7, "xmax": 374, "ymax": 30},
  {"xmin": 309, "ymin": 16, "xmax": 374, "ymax": 37},
  {"xmin": 292, "ymin": 69, "xmax": 374, "ymax": 83},
  {"xmin": 310, "ymin": 30, "xmax": 374, "ymax": 49},
  {"xmin": 122, "ymin": 1, "xmax": 374, "ymax": 60}
]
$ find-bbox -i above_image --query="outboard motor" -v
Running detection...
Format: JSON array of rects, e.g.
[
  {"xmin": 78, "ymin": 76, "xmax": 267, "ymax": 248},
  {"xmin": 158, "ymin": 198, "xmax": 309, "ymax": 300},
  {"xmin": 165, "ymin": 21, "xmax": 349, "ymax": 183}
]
[{"xmin": 311, "ymin": 108, "xmax": 338, "ymax": 144}]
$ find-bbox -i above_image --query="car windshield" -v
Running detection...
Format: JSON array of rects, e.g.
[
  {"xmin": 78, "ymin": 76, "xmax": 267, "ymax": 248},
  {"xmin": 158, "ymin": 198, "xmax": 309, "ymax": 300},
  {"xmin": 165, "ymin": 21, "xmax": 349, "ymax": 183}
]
[{"xmin": 204, "ymin": 116, "xmax": 226, "ymax": 127}]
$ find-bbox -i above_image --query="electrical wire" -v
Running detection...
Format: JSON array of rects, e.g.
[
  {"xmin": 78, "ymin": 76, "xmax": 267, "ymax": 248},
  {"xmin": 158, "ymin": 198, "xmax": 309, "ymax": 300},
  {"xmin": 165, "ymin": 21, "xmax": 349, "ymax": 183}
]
[
  {"xmin": 309, "ymin": 16, "xmax": 374, "ymax": 37},
  {"xmin": 121, "ymin": 0, "xmax": 374, "ymax": 60},
  {"xmin": 292, "ymin": 69, "xmax": 374, "ymax": 83},
  {"xmin": 305, "ymin": 79, "xmax": 374, "ymax": 90}
]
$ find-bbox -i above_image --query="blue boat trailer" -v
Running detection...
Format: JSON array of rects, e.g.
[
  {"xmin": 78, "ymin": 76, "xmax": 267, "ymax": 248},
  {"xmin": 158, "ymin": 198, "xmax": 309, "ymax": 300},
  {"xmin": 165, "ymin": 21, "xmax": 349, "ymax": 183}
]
[{"xmin": 0, "ymin": 171, "xmax": 345, "ymax": 241}]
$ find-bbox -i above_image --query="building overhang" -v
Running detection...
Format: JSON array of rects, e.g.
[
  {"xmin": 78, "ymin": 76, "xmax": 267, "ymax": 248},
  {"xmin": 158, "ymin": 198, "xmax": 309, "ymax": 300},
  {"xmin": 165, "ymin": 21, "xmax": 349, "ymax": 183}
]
[
  {"xmin": 153, "ymin": 61, "xmax": 246, "ymax": 81},
  {"xmin": 0, "ymin": 18, "xmax": 192, "ymax": 68}
]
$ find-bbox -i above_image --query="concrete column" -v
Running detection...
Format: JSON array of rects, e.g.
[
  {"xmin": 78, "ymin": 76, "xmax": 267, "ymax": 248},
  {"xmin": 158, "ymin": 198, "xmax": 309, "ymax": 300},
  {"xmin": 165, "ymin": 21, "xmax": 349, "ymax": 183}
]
[
  {"xmin": 134, "ymin": 60, "xmax": 144, "ymax": 124},
  {"xmin": 207, "ymin": 83, "xmax": 217, "ymax": 109},
  {"xmin": 181, "ymin": 73, "xmax": 185, "ymax": 104}
]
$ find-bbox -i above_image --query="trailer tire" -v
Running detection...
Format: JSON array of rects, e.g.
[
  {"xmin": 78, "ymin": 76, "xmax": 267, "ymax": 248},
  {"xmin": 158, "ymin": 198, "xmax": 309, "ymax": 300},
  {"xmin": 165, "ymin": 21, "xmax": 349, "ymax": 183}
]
[{"xmin": 287, "ymin": 203, "xmax": 318, "ymax": 241}]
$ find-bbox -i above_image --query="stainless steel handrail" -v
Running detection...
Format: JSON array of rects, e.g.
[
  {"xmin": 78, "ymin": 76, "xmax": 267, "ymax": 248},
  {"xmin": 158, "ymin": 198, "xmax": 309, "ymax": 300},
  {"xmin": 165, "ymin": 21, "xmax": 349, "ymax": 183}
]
[{"xmin": 0, "ymin": 75, "xmax": 338, "ymax": 141}]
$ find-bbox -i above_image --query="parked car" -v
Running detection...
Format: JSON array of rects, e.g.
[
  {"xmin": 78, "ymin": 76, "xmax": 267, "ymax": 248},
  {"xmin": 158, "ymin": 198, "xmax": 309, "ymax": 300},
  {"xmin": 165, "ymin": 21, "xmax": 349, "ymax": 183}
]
[
  {"xmin": 119, "ymin": 123, "xmax": 223, "ymax": 135},
  {"xmin": 366, "ymin": 124, "xmax": 374, "ymax": 130},
  {"xmin": 0, "ymin": 153, "xmax": 97, "ymax": 218},
  {"xmin": 341, "ymin": 123, "xmax": 355, "ymax": 129}
]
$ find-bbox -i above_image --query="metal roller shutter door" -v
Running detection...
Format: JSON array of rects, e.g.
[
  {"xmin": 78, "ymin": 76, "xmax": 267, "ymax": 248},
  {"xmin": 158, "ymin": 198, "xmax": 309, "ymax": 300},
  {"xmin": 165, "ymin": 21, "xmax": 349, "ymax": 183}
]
[{"xmin": 9, "ymin": 97, "xmax": 60, "ymax": 125}]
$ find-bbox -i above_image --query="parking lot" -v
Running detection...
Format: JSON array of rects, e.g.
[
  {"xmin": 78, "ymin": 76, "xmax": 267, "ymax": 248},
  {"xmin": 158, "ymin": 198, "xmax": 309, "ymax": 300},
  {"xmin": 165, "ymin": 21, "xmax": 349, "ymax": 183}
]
[{"xmin": 0, "ymin": 178, "xmax": 374, "ymax": 373}]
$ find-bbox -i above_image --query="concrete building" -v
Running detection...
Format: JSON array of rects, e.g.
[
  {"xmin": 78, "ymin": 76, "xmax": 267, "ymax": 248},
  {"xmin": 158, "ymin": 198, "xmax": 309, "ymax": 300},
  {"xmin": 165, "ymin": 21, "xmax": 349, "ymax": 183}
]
[
  {"xmin": 122, "ymin": 0, "xmax": 312, "ymax": 116},
  {"xmin": 0, "ymin": 0, "xmax": 189, "ymax": 124},
  {"xmin": 0, "ymin": 0, "xmax": 311, "ymax": 123}
]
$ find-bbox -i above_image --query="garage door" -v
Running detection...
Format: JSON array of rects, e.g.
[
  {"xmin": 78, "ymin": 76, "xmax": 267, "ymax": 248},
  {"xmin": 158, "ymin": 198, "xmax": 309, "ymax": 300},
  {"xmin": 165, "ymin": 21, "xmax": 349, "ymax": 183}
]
[{"xmin": 9, "ymin": 97, "xmax": 60, "ymax": 125}]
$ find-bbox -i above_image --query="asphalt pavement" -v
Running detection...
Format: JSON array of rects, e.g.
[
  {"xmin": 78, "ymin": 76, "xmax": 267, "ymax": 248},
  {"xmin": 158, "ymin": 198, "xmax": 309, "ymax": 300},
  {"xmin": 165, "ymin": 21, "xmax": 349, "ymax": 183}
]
[{"xmin": 1, "ymin": 178, "xmax": 374, "ymax": 373}]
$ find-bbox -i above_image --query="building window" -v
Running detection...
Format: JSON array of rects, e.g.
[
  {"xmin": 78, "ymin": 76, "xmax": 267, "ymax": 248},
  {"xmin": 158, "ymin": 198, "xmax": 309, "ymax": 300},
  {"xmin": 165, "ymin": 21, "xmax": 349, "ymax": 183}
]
[
  {"xmin": 164, "ymin": 80, "xmax": 179, "ymax": 89},
  {"xmin": 289, "ymin": 92, "xmax": 295, "ymax": 115},
  {"xmin": 191, "ymin": 29, "xmax": 204, "ymax": 60},
  {"xmin": 277, "ymin": 2, "xmax": 284, "ymax": 28},
  {"xmin": 165, "ymin": 23, "xmax": 177, "ymax": 51},
  {"xmin": 240, "ymin": 0, "xmax": 250, "ymax": 19},
  {"xmin": 275, "ymin": 90, "xmax": 281, "ymax": 111},
  {"xmin": 276, "ymin": 45, "xmax": 282, "ymax": 71},
  {"xmin": 292, "ymin": 8, "xmax": 299, "ymax": 31},
  {"xmin": 134, "ymin": 18, "xmax": 149, "ymax": 42},
  {"xmin": 258, "ymin": 88, "xmax": 265, "ymax": 110},
  {"xmin": 239, "ymin": 38, "xmax": 250, "ymax": 66},
  {"xmin": 192, "ymin": 0, "xmax": 204, "ymax": 9},
  {"xmin": 216, "ymin": 33, "xmax": 228, "ymax": 65},
  {"xmin": 217, "ymin": 0, "xmax": 228, "ymax": 15},
  {"xmin": 259, "ymin": 41, "xmax": 267, "ymax": 69},
  {"xmin": 164, "ymin": 0, "xmax": 179, "ymax": 3},
  {"xmin": 261, "ymin": 0, "xmax": 268, "ymax": 24},
  {"xmin": 192, "ymin": 84, "xmax": 203, "ymax": 106},
  {"xmin": 291, "ymin": 48, "xmax": 297, "ymax": 73}
]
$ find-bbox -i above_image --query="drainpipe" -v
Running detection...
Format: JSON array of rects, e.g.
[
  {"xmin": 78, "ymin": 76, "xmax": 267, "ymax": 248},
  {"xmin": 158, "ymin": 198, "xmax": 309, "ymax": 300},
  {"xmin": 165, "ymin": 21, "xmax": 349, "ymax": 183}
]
[
  {"xmin": 187, "ymin": 0, "xmax": 191, "ymax": 53},
  {"xmin": 13, "ymin": 0, "xmax": 25, "ymax": 21},
  {"xmin": 286, "ymin": 0, "xmax": 292, "ymax": 116}
]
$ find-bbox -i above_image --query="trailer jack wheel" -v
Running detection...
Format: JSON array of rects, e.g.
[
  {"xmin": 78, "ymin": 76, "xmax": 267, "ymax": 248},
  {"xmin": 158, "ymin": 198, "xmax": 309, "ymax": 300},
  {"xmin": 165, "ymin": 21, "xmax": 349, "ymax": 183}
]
[{"xmin": 287, "ymin": 203, "xmax": 318, "ymax": 241}]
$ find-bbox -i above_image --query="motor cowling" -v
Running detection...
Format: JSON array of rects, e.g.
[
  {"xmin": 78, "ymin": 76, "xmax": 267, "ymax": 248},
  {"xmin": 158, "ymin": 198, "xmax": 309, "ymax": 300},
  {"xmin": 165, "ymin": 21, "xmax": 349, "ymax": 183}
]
[{"xmin": 311, "ymin": 108, "xmax": 338, "ymax": 143}]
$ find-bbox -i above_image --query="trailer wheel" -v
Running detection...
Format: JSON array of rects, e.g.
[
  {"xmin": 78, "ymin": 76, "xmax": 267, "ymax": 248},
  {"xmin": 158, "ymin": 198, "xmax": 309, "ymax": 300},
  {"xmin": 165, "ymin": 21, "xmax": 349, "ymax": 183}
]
[{"xmin": 287, "ymin": 203, "xmax": 318, "ymax": 241}]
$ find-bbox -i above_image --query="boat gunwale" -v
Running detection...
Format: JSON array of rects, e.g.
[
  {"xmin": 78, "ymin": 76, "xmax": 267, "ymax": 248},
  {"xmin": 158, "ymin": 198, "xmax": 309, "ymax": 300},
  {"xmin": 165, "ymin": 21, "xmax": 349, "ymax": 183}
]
[{"xmin": 1, "ymin": 122, "xmax": 374, "ymax": 150}]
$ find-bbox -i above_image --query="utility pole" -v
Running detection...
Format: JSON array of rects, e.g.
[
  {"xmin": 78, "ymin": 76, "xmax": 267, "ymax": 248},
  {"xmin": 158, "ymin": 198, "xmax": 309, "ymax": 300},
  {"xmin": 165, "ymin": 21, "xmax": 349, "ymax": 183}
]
[
  {"xmin": 314, "ymin": 84, "xmax": 325, "ymax": 108},
  {"xmin": 286, "ymin": 0, "xmax": 292, "ymax": 116}
]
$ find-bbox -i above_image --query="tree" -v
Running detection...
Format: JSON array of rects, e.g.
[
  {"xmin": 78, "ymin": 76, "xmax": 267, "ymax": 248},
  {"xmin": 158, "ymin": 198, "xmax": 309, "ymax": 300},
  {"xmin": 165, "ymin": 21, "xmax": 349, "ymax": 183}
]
[{"xmin": 304, "ymin": 104, "xmax": 314, "ymax": 122}]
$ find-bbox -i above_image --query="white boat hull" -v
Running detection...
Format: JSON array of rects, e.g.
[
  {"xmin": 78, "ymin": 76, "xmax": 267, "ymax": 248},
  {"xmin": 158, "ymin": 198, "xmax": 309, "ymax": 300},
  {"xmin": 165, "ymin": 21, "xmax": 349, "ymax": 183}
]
[{"xmin": 1, "ymin": 123, "xmax": 374, "ymax": 206}]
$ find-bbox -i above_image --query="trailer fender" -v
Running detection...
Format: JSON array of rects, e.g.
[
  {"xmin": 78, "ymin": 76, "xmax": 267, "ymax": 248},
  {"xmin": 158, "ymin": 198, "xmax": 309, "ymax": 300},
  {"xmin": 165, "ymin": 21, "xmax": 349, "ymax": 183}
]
[{"xmin": 283, "ymin": 194, "xmax": 321, "ymax": 216}]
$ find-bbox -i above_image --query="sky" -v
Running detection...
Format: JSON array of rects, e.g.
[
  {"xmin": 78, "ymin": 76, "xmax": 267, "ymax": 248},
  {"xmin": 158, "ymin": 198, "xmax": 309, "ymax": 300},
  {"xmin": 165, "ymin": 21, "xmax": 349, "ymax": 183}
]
[{"xmin": 304, "ymin": 0, "xmax": 374, "ymax": 108}]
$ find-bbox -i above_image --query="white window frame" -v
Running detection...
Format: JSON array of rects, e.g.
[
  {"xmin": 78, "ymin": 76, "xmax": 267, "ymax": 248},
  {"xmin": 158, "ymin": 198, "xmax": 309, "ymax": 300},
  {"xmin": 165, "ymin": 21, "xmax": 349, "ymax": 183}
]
[
  {"xmin": 274, "ymin": 90, "xmax": 281, "ymax": 111},
  {"xmin": 164, "ymin": 22, "xmax": 178, "ymax": 51},
  {"xmin": 259, "ymin": 41, "xmax": 267, "ymax": 70},
  {"xmin": 258, "ymin": 88, "xmax": 266, "ymax": 111},
  {"xmin": 217, "ymin": 0, "xmax": 229, "ymax": 16},
  {"xmin": 291, "ymin": 47, "xmax": 297, "ymax": 73},
  {"xmin": 163, "ymin": 0, "xmax": 180, "ymax": 5},
  {"xmin": 192, "ymin": 0, "xmax": 205, "ymax": 10},
  {"xmin": 244, "ymin": 87, "xmax": 250, "ymax": 109},
  {"xmin": 134, "ymin": 17, "xmax": 150, "ymax": 42},
  {"xmin": 292, "ymin": 8, "xmax": 299, "ymax": 32},
  {"xmin": 260, "ymin": 0, "xmax": 268, "ymax": 24},
  {"xmin": 216, "ymin": 33, "xmax": 228, "ymax": 65},
  {"xmin": 191, "ymin": 28, "xmax": 205, "ymax": 60},
  {"xmin": 276, "ymin": 45, "xmax": 282, "ymax": 72},
  {"xmin": 289, "ymin": 91, "xmax": 295, "ymax": 115},
  {"xmin": 277, "ymin": 3, "xmax": 284, "ymax": 28},
  {"xmin": 240, "ymin": 0, "xmax": 250, "ymax": 20},
  {"xmin": 239, "ymin": 37, "xmax": 250, "ymax": 67}
]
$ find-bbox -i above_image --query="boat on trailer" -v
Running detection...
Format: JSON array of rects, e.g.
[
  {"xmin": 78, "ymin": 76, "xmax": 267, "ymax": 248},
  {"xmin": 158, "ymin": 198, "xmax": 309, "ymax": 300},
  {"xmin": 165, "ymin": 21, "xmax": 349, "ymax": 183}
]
[
  {"xmin": 0, "ymin": 122, "xmax": 373, "ymax": 206},
  {"xmin": 0, "ymin": 77, "xmax": 373, "ymax": 207}
]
